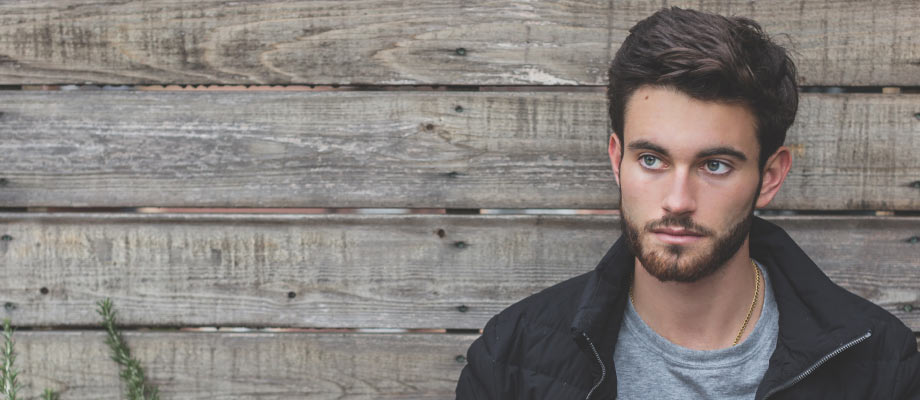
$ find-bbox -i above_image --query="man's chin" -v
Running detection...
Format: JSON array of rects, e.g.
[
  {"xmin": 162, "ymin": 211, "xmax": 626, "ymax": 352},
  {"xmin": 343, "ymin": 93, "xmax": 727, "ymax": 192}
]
[
  {"xmin": 637, "ymin": 241, "xmax": 716, "ymax": 282},
  {"xmin": 640, "ymin": 259, "xmax": 710, "ymax": 283}
]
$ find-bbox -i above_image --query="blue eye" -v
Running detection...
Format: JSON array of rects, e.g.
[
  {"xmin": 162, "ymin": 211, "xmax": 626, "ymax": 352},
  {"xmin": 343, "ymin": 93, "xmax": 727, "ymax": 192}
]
[
  {"xmin": 638, "ymin": 155, "xmax": 732, "ymax": 176},
  {"xmin": 705, "ymin": 160, "xmax": 731, "ymax": 175},
  {"xmin": 640, "ymin": 155, "xmax": 662, "ymax": 169}
]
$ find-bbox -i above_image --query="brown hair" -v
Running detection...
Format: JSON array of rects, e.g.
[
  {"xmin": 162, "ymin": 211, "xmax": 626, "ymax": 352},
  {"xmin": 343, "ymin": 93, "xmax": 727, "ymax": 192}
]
[{"xmin": 607, "ymin": 7, "xmax": 798, "ymax": 171}]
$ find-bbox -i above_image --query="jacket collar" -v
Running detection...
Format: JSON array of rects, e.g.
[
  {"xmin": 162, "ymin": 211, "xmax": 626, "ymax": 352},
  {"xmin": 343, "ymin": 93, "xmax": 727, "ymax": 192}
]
[{"xmin": 570, "ymin": 216, "xmax": 876, "ymax": 398}]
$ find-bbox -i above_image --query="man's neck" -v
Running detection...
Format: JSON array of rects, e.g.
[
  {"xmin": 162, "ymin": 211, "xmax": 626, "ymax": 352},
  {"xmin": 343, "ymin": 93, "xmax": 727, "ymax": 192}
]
[{"xmin": 630, "ymin": 245, "xmax": 765, "ymax": 351}]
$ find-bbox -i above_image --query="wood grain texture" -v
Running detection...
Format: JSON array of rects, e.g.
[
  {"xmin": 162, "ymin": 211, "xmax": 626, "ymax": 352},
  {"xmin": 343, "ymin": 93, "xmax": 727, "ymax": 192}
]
[
  {"xmin": 8, "ymin": 331, "xmax": 920, "ymax": 398},
  {"xmin": 0, "ymin": 0, "xmax": 917, "ymax": 85},
  {"xmin": 1, "ymin": 91, "xmax": 918, "ymax": 210},
  {"xmin": 0, "ymin": 213, "xmax": 917, "ymax": 330},
  {"xmin": 13, "ymin": 331, "xmax": 474, "ymax": 399}
]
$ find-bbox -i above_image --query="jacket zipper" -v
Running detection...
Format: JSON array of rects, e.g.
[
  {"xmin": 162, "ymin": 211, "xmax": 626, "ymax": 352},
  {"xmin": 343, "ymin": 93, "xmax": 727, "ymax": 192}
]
[
  {"xmin": 762, "ymin": 330, "xmax": 872, "ymax": 399},
  {"xmin": 582, "ymin": 332, "xmax": 606, "ymax": 400}
]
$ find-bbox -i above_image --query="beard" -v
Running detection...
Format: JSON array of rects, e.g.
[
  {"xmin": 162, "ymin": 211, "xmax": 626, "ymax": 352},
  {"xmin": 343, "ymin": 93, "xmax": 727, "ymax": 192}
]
[{"xmin": 619, "ymin": 177, "xmax": 761, "ymax": 283}]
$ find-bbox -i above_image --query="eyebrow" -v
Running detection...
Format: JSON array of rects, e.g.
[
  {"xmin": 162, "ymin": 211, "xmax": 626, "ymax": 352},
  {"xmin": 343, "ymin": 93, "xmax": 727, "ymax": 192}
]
[{"xmin": 626, "ymin": 139, "xmax": 748, "ymax": 162}]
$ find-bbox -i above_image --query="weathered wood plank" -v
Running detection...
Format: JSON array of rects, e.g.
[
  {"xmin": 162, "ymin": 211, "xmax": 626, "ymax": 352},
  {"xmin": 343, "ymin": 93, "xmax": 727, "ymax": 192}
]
[
  {"xmin": 0, "ymin": 213, "xmax": 917, "ymax": 330},
  {"xmin": 14, "ymin": 331, "xmax": 473, "ymax": 399},
  {"xmin": 10, "ymin": 330, "xmax": 920, "ymax": 398},
  {"xmin": 0, "ymin": 0, "xmax": 917, "ymax": 85},
  {"xmin": 0, "ymin": 91, "xmax": 918, "ymax": 210}
]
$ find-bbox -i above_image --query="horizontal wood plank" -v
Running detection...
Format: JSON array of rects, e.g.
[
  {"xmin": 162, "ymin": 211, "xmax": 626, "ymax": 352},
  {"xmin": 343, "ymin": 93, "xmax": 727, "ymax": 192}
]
[
  {"xmin": 0, "ymin": 213, "xmax": 917, "ymax": 330},
  {"xmin": 13, "ymin": 331, "xmax": 474, "ymax": 399},
  {"xmin": 1, "ymin": 91, "xmax": 918, "ymax": 210},
  {"xmin": 9, "ymin": 331, "xmax": 920, "ymax": 398},
  {"xmin": 0, "ymin": 1, "xmax": 917, "ymax": 85}
]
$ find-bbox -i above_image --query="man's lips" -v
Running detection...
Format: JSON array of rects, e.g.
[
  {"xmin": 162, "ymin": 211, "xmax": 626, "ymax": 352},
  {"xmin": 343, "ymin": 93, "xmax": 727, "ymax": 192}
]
[
  {"xmin": 651, "ymin": 227, "xmax": 704, "ymax": 244},
  {"xmin": 652, "ymin": 227, "xmax": 703, "ymax": 236}
]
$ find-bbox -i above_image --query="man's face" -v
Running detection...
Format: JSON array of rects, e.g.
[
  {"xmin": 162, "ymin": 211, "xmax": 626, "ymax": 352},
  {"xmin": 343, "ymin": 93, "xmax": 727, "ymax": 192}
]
[{"xmin": 611, "ymin": 86, "xmax": 763, "ymax": 283}]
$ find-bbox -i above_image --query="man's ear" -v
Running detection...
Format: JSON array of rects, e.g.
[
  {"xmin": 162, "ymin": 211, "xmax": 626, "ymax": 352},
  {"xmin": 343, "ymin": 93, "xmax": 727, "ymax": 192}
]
[
  {"xmin": 755, "ymin": 146, "xmax": 793, "ymax": 208},
  {"xmin": 608, "ymin": 133, "xmax": 623, "ymax": 187}
]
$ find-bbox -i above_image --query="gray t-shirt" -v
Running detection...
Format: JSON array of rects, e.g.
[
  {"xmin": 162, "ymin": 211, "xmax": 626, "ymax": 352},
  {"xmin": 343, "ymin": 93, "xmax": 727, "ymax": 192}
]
[{"xmin": 613, "ymin": 259, "xmax": 779, "ymax": 399}]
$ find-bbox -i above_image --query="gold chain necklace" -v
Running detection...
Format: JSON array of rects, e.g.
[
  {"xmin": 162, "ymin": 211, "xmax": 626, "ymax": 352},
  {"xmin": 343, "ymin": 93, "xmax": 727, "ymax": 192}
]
[{"xmin": 629, "ymin": 259, "xmax": 761, "ymax": 346}]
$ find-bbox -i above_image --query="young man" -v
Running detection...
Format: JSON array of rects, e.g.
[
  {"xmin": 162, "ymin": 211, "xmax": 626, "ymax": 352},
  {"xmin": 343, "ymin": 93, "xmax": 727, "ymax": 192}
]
[{"xmin": 455, "ymin": 7, "xmax": 920, "ymax": 400}]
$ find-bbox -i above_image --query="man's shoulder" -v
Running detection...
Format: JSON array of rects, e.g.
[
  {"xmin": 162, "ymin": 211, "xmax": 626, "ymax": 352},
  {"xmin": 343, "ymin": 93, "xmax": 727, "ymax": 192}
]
[
  {"xmin": 808, "ymin": 265, "xmax": 913, "ymax": 343},
  {"xmin": 458, "ymin": 269, "xmax": 602, "ymax": 397},
  {"xmin": 844, "ymin": 286, "xmax": 917, "ymax": 358},
  {"xmin": 492, "ymin": 269, "xmax": 594, "ymax": 331},
  {"xmin": 472, "ymin": 269, "xmax": 597, "ymax": 384},
  {"xmin": 476, "ymin": 269, "xmax": 595, "ymax": 362}
]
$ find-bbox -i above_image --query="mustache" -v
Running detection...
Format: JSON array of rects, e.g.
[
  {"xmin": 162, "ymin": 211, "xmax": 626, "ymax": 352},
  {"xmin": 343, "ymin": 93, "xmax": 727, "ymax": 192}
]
[{"xmin": 645, "ymin": 214, "xmax": 713, "ymax": 236}]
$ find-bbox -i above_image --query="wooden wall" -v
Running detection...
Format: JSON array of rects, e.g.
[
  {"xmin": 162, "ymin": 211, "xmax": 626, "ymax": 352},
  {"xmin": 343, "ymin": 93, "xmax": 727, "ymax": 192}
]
[{"xmin": 0, "ymin": 1, "xmax": 917, "ymax": 398}]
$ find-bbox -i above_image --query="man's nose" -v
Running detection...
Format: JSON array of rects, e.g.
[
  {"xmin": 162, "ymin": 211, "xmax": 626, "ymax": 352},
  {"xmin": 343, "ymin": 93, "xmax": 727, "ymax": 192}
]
[{"xmin": 662, "ymin": 167, "xmax": 697, "ymax": 215}]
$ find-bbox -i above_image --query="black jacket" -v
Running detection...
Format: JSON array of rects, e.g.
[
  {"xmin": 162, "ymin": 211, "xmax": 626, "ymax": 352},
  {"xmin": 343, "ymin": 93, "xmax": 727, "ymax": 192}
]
[{"xmin": 456, "ymin": 216, "xmax": 920, "ymax": 399}]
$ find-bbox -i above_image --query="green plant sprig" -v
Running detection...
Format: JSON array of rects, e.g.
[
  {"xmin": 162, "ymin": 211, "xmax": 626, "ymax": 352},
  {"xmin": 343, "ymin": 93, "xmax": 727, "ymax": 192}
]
[
  {"xmin": 96, "ymin": 298, "xmax": 159, "ymax": 400},
  {"xmin": 1, "ymin": 318, "xmax": 21, "ymax": 400},
  {"xmin": 41, "ymin": 388, "xmax": 59, "ymax": 400}
]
